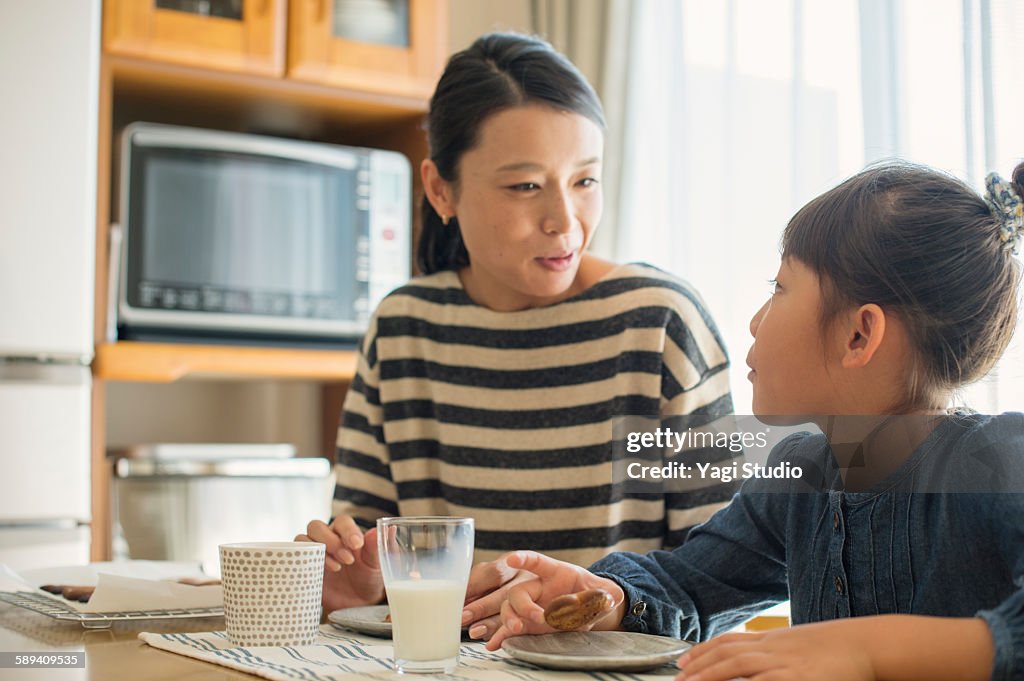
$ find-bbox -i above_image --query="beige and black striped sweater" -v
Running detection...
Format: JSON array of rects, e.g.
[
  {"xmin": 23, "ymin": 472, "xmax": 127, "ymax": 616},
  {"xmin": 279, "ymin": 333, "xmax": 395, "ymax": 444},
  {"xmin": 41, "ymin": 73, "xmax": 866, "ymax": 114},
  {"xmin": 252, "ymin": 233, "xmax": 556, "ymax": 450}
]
[{"xmin": 332, "ymin": 263, "xmax": 738, "ymax": 566}]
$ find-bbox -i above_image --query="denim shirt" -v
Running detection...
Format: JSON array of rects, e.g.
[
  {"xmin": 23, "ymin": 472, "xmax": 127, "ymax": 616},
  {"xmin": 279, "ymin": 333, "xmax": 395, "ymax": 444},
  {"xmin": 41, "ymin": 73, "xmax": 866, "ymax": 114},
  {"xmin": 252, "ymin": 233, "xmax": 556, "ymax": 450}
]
[{"xmin": 590, "ymin": 412, "xmax": 1024, "ymax": 681}]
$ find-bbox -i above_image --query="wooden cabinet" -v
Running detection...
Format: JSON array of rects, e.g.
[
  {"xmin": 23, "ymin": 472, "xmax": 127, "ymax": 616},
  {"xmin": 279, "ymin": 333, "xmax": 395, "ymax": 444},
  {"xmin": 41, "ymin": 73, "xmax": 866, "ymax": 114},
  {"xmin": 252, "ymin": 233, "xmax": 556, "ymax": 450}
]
[
  {"xmin": 103, "ymin": 0, "xmax": 448, "ymax": 98},
  {"xmin": 91, "ymin": 0, "xmax": 446, "ymax": 562},
  {"xmin": 103, "ymin": 0, "xmax": 287, "ymax": 76},
  {"xmin": 288, "ymin": 0, "xmax": 448, "ymax": 99}
]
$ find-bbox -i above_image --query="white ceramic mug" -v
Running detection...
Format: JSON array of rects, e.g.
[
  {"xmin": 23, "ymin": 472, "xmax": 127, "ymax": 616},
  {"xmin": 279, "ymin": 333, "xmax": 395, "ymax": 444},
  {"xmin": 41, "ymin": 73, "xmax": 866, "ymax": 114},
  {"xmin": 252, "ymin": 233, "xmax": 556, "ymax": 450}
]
[
  {"xmin": 377, "ymin": 517, "xmax": 474, "ymax": 673},
  {"xmin": 219, "ymin": 541, "xmax": 325, "ymax": 646}
]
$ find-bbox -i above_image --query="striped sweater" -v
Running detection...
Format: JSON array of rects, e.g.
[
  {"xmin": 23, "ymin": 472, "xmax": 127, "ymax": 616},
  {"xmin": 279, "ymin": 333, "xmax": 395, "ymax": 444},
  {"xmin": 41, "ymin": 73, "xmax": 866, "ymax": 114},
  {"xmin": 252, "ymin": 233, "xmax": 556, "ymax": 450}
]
[{"xmin": 332, "ymin": 263, "xmax": 738, "ymax": 566}]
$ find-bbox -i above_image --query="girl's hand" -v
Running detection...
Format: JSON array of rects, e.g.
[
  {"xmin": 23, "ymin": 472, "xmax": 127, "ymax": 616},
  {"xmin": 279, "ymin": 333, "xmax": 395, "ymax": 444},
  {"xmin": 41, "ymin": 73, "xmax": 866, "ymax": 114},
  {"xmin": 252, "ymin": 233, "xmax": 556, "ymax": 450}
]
[
  {"xmin": 675, "ymin": 621, "xmax": 875, "ymax": 681},
  {"xmin": 295, "ymin": 516, "xmax": 384, "ymax": 611},
  {"xmin": 485, "ymin": 551, "xmax": 626, "ymax": 651},
  {"xmin": 461, "ymin": 559, "xmax": 536, "ymax": 641}
]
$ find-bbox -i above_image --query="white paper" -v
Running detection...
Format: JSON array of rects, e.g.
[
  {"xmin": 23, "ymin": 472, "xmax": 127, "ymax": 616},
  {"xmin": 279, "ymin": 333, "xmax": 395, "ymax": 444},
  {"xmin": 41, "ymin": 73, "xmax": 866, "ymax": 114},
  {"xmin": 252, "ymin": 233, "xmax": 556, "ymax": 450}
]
[{"xmin": 1, "ymin": 561, "xmax": 223, "ymax": 613}]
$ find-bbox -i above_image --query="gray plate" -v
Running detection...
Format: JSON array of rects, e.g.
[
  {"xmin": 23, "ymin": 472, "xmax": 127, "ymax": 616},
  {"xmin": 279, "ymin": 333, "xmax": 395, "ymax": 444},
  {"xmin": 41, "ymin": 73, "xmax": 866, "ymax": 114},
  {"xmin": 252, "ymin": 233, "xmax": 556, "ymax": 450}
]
[
  {"xmin": 502, "ymin": 631, "xmax": 692, "ymax": 672},
  {"xmin": 327, "ymin": 605, "xmax": 393, "ymax": 637},
  {"xmin": 328, "ymin": 605, "xmax": 473, "ymax": 640}
]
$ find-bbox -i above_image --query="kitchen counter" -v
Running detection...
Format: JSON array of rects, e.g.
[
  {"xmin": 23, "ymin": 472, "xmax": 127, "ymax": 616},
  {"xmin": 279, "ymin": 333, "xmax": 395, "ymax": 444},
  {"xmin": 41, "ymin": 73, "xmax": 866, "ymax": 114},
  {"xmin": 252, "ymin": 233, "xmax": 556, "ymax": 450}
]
[{"xmin": 0, "ymin": 603, "xmax": 253, "ymax": 680}]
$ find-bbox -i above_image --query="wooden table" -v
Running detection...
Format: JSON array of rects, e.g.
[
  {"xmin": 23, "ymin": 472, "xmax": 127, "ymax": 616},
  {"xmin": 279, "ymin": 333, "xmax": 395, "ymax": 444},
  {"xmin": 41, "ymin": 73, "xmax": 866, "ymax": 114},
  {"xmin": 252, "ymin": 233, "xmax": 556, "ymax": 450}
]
[
  {"xmin": 0, "ymin": 598, "xmax": 788, "ymax": 680},
  {"xmin": 0, "ymin": 603, "xmax": 253, "ymax": 680}
]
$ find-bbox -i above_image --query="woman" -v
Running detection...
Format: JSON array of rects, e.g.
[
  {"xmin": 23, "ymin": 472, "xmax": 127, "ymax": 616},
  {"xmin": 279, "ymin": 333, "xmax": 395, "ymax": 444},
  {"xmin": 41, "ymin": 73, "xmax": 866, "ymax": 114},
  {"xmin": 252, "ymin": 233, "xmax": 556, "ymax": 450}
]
[{"xmin": 298, "ymin": 33, "xmax": 737, "ymax": 637}]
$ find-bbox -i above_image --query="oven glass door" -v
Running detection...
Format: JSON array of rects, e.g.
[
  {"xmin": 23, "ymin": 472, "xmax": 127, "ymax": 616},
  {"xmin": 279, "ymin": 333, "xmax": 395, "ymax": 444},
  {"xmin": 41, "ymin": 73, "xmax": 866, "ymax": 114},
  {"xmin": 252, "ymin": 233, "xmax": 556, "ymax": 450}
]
[{"xmin": 123, "ymin": 143, "xmax": 370, "ymax": 339}]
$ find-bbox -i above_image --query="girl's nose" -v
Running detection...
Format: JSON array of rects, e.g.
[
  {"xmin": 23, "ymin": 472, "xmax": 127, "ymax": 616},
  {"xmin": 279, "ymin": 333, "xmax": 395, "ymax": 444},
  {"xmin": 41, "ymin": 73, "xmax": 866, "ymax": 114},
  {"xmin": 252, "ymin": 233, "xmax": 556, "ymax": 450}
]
[{"xmin": 750, "ymin": 300, "xmax": 769, "ymax": 337}]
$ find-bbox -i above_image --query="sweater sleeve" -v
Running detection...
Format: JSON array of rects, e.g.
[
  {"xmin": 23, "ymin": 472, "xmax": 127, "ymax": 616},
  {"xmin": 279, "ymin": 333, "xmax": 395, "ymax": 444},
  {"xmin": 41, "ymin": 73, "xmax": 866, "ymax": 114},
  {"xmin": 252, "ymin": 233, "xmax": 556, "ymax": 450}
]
[
  {"xmin": 331, "ymin": 318, "xmax": 399, "ymax": 530},
  {"xmin": 659, "ymin": 297, "xmax": 740, "ymax": 547}
]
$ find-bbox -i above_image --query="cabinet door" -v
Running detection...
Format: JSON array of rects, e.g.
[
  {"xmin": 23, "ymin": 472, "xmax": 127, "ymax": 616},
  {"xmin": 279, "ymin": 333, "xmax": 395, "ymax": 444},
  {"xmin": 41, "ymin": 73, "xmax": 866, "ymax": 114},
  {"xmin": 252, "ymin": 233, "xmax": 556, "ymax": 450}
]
[
  {"xmin": 288, "ymin": 0, "xmax": 448, "ymax": 99},
  {"xmin": 104, "ymin": 0, "xmax": 286, "ymax": 76}
]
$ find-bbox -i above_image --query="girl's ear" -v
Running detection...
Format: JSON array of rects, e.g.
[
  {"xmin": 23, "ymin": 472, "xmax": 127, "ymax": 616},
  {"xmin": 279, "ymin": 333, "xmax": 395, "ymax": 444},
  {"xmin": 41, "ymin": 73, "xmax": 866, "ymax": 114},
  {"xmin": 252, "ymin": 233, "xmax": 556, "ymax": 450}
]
[
  {"xmin": 840, "ymin": 304, "xmax": 886, "ymax": 369},
  {"xmin": 421, "ymin": 159, "xmax": 456, "ymax": 219}
]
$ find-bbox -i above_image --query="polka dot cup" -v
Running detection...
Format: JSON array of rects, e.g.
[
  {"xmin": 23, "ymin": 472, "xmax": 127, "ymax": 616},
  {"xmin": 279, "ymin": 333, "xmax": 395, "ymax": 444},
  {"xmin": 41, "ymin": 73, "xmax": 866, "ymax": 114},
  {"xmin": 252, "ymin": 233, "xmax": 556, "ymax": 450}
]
[{"xmin": 219, "ymin": 541, "xmax": 326, "ymax": 647}]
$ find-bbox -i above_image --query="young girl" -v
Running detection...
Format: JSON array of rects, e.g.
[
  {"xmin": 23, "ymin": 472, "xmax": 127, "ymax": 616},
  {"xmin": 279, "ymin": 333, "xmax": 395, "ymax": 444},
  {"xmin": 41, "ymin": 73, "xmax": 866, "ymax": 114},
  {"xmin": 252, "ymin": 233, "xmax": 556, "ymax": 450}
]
[
  {"xmin": 476, "ymin": 161, "xmax": 1024, "ymax": 681},
  {"xmin": 296, "ymin": 33, "xmax": 738, "ymax": 633}
]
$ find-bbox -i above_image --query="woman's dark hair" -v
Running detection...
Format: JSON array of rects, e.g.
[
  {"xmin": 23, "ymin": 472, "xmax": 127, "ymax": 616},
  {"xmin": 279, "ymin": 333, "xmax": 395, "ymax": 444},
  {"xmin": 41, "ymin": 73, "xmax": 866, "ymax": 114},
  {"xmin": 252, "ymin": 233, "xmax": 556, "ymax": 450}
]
[
  {"xmin": 417, "ymin": 32, "xmax": 605, "ymax": 274},
  {"xmin": 782, "ymin": 160, "xmax": 1024, "ymax": 412}
]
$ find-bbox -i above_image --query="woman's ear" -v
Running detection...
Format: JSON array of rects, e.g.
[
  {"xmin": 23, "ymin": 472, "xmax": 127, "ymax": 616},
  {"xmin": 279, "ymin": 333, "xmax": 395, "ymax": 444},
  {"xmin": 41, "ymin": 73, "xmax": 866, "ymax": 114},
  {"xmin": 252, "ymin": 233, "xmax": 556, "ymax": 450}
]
[
  {"xmin": 421, "ymin": 159, "xmax": 456, "ymax": 219},
  {"xmin": 839, "ymin": 304, "xmax": 886, "ymax": 369}
]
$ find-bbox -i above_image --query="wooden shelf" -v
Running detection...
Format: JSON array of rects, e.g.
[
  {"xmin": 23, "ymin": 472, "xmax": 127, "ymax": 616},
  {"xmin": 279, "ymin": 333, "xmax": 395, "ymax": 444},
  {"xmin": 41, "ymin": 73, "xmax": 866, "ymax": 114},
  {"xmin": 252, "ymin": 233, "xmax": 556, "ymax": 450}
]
[
  {"xmin": 107, "ymin": 54, "xmax": 429, "ymax": 132},
  {"xmin": 93, "ymin": 341, "xmax": 358, "ymax": 382}
]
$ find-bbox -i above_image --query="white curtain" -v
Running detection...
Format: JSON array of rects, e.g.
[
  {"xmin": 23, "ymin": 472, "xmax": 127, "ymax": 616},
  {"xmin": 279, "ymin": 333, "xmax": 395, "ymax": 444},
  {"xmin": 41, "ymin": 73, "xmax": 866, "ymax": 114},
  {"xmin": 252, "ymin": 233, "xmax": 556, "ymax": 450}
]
[{"xmin": 604, "ymin": 0, "xmax": 1024, "ymax": 414}]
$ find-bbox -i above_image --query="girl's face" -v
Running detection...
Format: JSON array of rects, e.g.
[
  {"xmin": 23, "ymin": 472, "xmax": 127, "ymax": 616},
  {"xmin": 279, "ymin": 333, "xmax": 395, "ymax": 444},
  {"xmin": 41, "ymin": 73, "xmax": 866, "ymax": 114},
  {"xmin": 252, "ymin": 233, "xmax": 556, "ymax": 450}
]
[
  {"xmin": 746, "ymin": 258, "xmax": 843, "ymax": 416},
  {"xmin": 433, "ymin": 104, "xmax": 603, "ymax": 311}
]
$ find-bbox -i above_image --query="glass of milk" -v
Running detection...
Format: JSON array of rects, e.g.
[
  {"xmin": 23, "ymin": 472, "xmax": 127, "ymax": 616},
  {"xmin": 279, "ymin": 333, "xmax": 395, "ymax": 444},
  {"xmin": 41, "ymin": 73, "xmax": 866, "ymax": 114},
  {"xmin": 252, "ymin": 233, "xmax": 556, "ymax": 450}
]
[{"xmin": 377, "ymin": 516, "xmax": 475, "ymax": 674}]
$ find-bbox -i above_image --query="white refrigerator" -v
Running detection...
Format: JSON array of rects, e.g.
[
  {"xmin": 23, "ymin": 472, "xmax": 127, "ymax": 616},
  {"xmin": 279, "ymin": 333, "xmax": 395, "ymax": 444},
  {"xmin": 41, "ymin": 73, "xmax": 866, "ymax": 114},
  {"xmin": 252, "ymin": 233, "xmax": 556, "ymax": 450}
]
[{"xmin": 0, "ymin": 0, "xmax": 101, "ymax": 570}]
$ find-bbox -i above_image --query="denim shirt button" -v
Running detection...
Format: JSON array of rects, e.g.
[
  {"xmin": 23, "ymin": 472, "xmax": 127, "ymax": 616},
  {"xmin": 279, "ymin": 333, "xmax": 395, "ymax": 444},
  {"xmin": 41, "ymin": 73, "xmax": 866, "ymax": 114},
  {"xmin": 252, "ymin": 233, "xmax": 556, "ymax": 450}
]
[
  {"xmin": 631, "ymin": 601, "xmax": 647, "ymax": 617},
  {"xmin": 834, "ymin": 576, "xmax": 844, "ymax": 594},
  {"xmin": 833, "ymin": 511, "xmax": 840, "ymax": 530}
]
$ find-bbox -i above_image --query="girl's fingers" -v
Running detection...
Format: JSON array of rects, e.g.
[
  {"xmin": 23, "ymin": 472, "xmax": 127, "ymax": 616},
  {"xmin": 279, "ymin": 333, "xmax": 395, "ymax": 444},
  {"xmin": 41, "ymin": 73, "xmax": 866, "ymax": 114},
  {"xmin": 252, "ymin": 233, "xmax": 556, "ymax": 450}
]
[
  {"xmin": 463, "ymin": 573, "xmax": 533, "ymax": 624},
  {"xmin": 504, "ymin": 550, "xmax": 576, "ymax": 580},
  {"xmin": 501, "ymin": 598, "xmax": 526, "ymax": 633},
  {"xmin": 507, "ymin": 581, "xmax": 547, "ymax": 625},
  {"xmin": 679, "ymin": 632, "xmax": 764, "ymax": 666},
  {"xmin": 679, "ymin": 651, "xmax": 781, "ymax": 681},
  {"xmin": 679, "ymin": 637, "xmax": 767, "ymax": 677},
  {"xmin": 485, "ymin": 623, "xmax": 513, "ymax": 651}
]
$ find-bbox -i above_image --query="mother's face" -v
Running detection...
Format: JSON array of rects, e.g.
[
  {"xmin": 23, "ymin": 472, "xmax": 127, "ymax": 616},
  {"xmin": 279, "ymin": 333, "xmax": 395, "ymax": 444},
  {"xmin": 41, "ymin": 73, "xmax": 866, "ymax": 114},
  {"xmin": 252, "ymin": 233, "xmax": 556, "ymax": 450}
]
[{"xmin": 426, "ymin": 104, "xmax": 604, "ymax": 311}]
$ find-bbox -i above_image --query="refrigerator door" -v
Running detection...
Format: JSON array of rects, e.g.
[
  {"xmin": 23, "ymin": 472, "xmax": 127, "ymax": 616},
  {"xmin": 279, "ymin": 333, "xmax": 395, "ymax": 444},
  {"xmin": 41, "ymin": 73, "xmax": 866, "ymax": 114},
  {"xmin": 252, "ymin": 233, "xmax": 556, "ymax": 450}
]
[
  {"xmin": 0, "ymin": 0, "xmax": 99, "ymax": 360},
  {"xmin": 0, "ymin": 364, "xmax": 91, "ymax": 523},
  {"xmin": 0, "ymin": 525, "xmax": 90, "ymax": 573}
]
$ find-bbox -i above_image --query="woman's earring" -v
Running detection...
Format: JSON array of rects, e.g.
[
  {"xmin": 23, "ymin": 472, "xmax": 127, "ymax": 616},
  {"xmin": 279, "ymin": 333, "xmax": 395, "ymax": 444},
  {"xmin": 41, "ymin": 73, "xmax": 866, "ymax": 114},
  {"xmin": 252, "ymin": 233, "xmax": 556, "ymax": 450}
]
[{"xmin": 441, "ymin": 214, "xmax": 450, "ymax": 226}]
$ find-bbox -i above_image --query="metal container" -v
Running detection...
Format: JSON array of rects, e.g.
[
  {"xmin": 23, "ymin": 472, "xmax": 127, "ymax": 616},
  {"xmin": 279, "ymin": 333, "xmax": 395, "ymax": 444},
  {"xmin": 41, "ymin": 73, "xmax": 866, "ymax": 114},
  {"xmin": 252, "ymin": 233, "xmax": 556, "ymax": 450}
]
[{"xmin": 112, "ymin": 445, "xmax": 333, "ymax": 576}]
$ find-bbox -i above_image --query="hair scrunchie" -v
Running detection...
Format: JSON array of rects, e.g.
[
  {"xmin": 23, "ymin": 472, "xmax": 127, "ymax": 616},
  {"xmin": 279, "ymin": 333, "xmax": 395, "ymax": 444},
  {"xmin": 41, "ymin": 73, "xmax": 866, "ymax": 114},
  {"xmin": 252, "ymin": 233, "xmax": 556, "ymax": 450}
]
[{"xmin": 985, "ymin": 172, "xmax": 1024, "ymax": 255}]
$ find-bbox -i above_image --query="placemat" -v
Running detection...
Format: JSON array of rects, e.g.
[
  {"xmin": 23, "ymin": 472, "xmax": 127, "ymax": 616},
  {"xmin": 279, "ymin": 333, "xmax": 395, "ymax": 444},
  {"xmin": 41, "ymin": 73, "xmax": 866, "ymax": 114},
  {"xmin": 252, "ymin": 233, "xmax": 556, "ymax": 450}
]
[{"xmin": 139, "ymin": 625, "xmax": 678, "ymax": 680}]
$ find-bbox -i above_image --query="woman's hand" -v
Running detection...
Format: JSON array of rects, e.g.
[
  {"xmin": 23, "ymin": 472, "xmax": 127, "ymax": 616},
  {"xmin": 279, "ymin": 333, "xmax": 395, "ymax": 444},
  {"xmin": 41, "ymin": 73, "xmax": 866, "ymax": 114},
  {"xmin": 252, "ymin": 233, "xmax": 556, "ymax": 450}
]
[
  {"xmin": 484, "ymin": 551, "xmax": 626, "ymax": 651},
  {"xmin": 675, "ymin": 622, "xmax": 876, "ymax": 681},
  {"xmin": 461, "ymin": 558, "xmax": 536, "ymax": 641},
  {"xmin": 295, "ymin": 516, "xmax": 384, "ymax": 612}
]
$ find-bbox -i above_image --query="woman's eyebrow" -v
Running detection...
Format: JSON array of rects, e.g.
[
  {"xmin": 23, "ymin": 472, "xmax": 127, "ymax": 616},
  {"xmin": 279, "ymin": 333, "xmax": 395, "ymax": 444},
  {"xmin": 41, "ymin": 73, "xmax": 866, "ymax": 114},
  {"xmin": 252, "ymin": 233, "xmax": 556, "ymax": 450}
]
[{"xmin": 496, "ymin": 157, "xmax": 602, "ymax": 173}]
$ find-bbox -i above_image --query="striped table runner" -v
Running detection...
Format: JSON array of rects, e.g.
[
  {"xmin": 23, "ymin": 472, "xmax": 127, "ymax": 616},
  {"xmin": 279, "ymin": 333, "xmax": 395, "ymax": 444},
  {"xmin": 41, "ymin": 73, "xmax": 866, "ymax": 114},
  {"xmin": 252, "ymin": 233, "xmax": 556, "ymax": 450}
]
[{"xmin": 139, "ymin": 625, "xmax": 676, "ymax": 681}]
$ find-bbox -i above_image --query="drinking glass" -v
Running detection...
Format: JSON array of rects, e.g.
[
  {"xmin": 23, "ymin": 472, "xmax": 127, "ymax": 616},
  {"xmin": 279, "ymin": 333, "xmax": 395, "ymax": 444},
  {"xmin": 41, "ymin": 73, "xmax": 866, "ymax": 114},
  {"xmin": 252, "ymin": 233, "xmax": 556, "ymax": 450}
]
[{"xmin": 377, "ymin": 516, "xmax": 474, "ymax": 673}]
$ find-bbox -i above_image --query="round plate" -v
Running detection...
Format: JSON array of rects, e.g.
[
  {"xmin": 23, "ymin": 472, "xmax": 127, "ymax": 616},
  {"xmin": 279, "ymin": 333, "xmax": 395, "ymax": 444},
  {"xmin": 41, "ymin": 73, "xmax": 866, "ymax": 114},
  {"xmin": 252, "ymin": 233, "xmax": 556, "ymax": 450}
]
[
  {"xmin": 328, "ymin": 605, "xmax": 392, "ymax": 637},
  {"xmin": 327, "ymin": 606, "xmax": 473, "ymax": 640},
  {"xmin": 502, "ymin": 631, "xmax": 692, "ymax": 672}
]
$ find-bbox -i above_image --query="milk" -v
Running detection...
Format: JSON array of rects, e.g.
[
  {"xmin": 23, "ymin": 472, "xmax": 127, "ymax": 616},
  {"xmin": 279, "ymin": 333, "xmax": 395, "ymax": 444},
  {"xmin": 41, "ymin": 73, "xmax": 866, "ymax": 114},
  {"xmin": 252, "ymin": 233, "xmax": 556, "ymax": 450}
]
[{"xmin": 386, "ymin": 579, "xmax": 466, "ymax": 661}]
